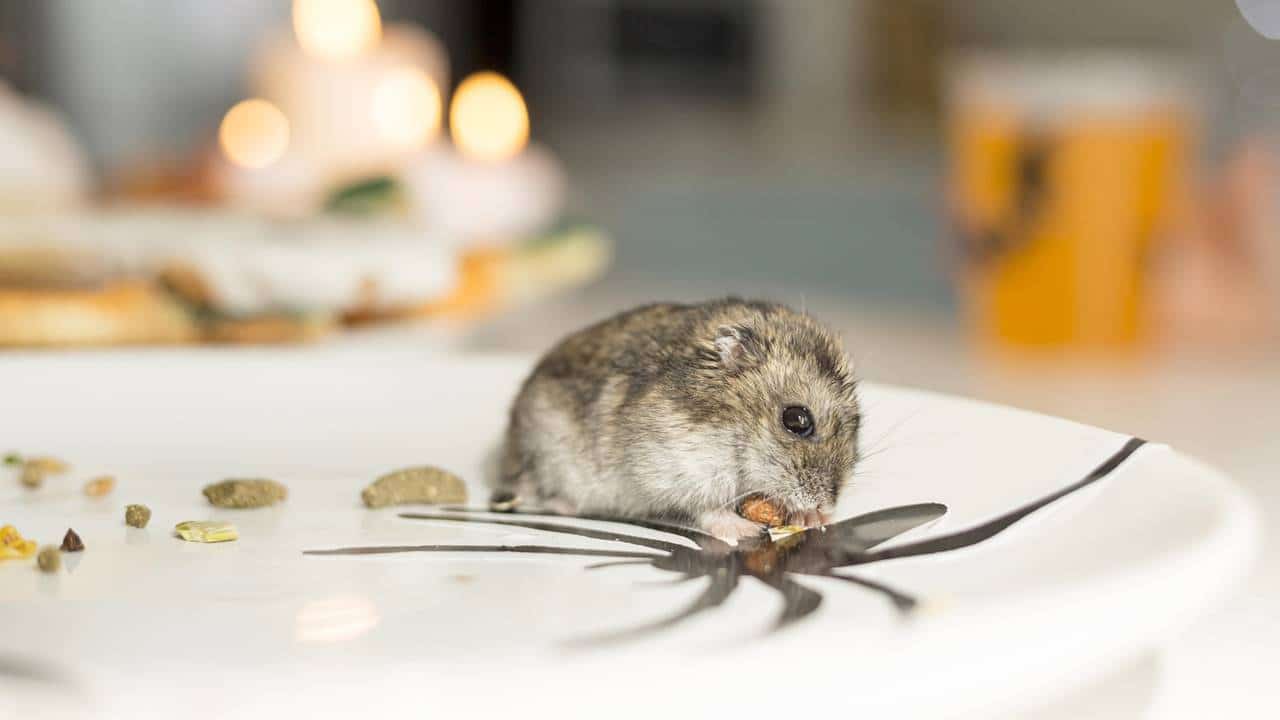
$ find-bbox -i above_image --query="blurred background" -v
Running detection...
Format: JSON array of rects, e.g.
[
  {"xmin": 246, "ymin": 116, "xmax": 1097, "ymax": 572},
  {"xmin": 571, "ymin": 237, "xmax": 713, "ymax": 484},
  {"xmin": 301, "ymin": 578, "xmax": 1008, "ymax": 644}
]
[
  {"xmin": 2, "ymin": 0, "xmax": 1279, "ymax": 349},
  {"xmin": 1, "ymin": 0, "xmax": 1278, "ymax": 715}
]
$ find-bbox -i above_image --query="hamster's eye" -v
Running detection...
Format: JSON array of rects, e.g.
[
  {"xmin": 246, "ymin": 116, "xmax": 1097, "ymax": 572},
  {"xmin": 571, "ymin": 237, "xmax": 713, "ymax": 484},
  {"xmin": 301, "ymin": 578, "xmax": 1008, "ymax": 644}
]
[{"xmin": 782, "ymin": 406, "xmax": 814, "ymax": 437}]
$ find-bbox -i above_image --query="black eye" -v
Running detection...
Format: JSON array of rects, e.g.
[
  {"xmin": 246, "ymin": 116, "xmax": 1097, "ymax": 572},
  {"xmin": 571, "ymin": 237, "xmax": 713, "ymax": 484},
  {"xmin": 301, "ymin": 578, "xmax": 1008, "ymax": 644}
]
[{"xmin": 782, "ymin": 406, "xmax": 814, "ymax": 437}]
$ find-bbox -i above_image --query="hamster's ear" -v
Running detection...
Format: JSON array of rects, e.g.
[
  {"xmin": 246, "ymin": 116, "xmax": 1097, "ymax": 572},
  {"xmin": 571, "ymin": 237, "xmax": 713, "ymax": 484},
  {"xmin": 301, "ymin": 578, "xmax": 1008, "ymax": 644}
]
[{"xmin": 713, "ymin": 324, "xmax": 758, "ymax": 372}]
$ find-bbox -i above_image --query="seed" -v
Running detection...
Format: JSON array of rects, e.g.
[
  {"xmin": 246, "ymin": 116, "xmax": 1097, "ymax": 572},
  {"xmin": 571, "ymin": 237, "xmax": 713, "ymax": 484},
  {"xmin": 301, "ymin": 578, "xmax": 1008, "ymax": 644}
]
[
  {"xmin": 26, "ymin": 456, "xmax": 69, "ymax": 474},
  {"xmin": 19, "ymin": 464, "xmax": 45, "ymax": 489},
  {"xmin": 174, "ymin": 521, "xmax": 238, "ymax": 543},
  {"xmin": 36, "ymin": 545, "xmax": 61, "ymax": 573},
  {"xmin": 84, "ymin": 475, "xmax": 116, "ymax": 497},
  {"xmin": 18, "ymin": 456, "xmax": 69, "ymax": 489},
  {"xmin": 489, "ymin": 489, "xmax": 520, "ymax": 513},
  {"xmin": 125, "ymin": 504, "xmax": 152, "ymax": 528},
  {"xmin": 361, "ymin": 466, "xmax": 467, "ymax": 509},
  {"xmin": 202, "ymin": 478, "xmax": 288, "ymax": 508},
  {"xmin": 60, "ymin": 528, "xmax": 85, "ymax": 553},
  {"xmin": 739, "ymin": 495, "xmax": 785, "ymax": 528},
  {"xmin": 0, "ymin": 525, "xmax": 38, "ymax": 560}
]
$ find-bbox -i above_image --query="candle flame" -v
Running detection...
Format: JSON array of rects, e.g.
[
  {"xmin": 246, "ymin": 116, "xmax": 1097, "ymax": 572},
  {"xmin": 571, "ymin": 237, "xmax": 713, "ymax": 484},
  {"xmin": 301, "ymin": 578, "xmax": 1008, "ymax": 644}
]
[
  {"xmin": 450, "ymin": 71, "xmax": 529, "ymax": 162},
  {"xmin": 372, "ymin": 66, "xmax": 442, "ymax": 151},
  {"xmin": 219, "ymin": 99, "xmax": 290, "ymax": 169},
  {"xmin": 293, "ymin": 0, "xmax": 382, "ymax": 61}
]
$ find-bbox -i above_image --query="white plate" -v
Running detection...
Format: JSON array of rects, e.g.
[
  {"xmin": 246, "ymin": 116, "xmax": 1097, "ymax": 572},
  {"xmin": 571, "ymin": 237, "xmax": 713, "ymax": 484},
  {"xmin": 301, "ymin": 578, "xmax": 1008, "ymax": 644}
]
[{"xmin": 0, "ymin": 351, "xmax": 1259, "ymax": 719}]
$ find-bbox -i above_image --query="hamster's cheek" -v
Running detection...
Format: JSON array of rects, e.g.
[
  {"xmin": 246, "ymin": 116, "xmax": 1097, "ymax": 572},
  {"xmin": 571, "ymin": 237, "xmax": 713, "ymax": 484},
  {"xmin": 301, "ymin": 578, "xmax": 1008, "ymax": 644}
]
[{"xmin": 741, "ymin": 436, "xmax": 789, "ymax": 482}]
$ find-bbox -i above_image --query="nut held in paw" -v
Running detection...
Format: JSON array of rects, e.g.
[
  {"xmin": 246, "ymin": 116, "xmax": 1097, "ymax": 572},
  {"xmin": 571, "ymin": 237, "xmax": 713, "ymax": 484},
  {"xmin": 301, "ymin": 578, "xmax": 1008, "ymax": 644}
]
[{"xmin": 739, "ymin": 494, "xmax": 785, "ymax": 528}]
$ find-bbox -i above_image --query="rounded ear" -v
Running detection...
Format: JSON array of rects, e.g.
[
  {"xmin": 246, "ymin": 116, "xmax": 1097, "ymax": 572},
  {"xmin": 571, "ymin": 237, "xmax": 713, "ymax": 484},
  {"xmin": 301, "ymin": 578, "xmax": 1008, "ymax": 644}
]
[{"xmin": 714, "ymin": 324, "xmax": 757, "ymax": 371}]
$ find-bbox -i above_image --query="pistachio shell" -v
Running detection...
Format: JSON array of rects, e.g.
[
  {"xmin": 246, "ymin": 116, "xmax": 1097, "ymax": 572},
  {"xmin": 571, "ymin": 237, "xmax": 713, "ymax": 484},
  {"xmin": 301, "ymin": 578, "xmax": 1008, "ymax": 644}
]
[{"xmin": 174, "ymin": 521, "xmax": 238, "ymax": 543}]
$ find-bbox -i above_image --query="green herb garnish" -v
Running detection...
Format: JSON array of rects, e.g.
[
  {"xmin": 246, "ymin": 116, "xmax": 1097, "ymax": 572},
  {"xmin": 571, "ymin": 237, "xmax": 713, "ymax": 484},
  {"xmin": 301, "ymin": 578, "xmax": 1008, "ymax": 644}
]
[{"xmin": 324, "ymin": 175, "xmax": 406, "ymax": 216}]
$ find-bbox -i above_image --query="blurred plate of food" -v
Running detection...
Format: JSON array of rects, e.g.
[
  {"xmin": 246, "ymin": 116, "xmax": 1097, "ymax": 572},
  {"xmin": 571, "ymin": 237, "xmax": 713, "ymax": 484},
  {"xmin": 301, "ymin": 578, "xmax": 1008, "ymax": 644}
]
[
  {"xmin": 0, "ymin": 206, "xmax": 609, "ymax": 347},
  {"xmin": 0, "ymin": 28, "xmax": 609, "ymax": 350}
]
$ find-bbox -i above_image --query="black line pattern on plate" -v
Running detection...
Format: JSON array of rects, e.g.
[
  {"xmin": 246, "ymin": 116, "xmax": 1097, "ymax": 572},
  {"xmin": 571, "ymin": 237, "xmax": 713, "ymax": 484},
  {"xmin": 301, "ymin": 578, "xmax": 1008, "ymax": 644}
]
[{"xmin": 306, "ymin": 437, "xmax": 1146, "ymax": 642}]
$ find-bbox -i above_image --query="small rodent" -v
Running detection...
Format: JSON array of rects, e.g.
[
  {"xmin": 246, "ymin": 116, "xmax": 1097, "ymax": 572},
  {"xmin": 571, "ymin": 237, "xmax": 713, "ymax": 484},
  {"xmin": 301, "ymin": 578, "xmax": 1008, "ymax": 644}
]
[{"xmin": 493, "ymin": 298, "xmax": 861, "ymax": 544}]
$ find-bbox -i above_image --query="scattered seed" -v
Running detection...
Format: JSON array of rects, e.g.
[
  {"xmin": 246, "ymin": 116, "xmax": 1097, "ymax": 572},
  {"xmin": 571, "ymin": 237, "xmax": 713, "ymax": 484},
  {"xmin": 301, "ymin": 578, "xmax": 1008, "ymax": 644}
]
[
  {"xmin": 125, "ymin": 504, "xmax": 151, "ymax": 528},
  {"xmin": 60, "ymin": 528, "xmax": 85, "ymax": 553},
  {"xmin": 19, "ymin": 464, "xmax": 45, "ymax": 489},
  {"xmin": 174, "ymin": 521, "xmax": 238, "ymax": 543},
  {"xmin": 739, "ymin": 495, "xmax": 785, "ymax": 528},
  {"xmin": 36, "ymin": 545, "xmax": 61, "ymax": 573},
  {"xmin": 84, "ymin": 475, "xmax": 116, "ymax": 498},
  {"xmin": 26, "ymin": 456, "xmax": 69, "ymax": 474},
  {"xmin": 202, "ymin": 478, "xmax": 288, "ymax": 508},
  {"xmin": 361, "ymin": 466, "xmax": 467, "ymax": 509},
  {"xmin": 0, "ymin": 525, "xmax": 38, "ymax": 560},
  {"xmin": 489, "ymin": 489, "xmax": 520, "ymax": 513},
  {"xmin": 17, "ymin": 456, "xmax": 69, "ymax": 490}
]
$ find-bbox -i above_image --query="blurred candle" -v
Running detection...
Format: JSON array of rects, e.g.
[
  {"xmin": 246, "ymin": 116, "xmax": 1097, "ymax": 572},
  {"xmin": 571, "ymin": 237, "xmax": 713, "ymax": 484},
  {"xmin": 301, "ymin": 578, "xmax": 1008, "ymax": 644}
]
[
  {"xmin": 450, "ymin": 71, "xmax": 528, "ymax": 161},
  {"xmin": 216, "ymin": 97, "xmax": 322, "ymax": 215},
  {"xmin": 403, "ymin": 72, "xmax": 565, "ymax": 243},
  {"xmin": 252, "ymin": 0, "xmax": 449, "ymax": 181},
  {"xmin": 219, "ymin": 99, "xmax": 290, "ymax": 169},
  {"xmin": 292, "ymin": 0, "xmax": 381, "ymax": 60},
  {"xmin": 371, "ymin": 66, "xmax": 442, "ymax": 153}
]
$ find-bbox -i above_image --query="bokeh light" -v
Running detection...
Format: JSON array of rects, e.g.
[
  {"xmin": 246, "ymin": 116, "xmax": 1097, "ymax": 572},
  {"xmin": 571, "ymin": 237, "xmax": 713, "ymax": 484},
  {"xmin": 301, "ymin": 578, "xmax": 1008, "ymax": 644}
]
[
  {"xmin": 372, "ymin": 66, "xmax": 443, "ymax": 151},
  {"xmin": 292, "ymin": 0, "xmax": 382, "ymax": 61},
  {"xmin": 449, "ymin": 71, "xmax": 529, "ymax": 162},
  {"xmin": 219, "ymin": 99, "xmax": 290, "ymax": 169}
]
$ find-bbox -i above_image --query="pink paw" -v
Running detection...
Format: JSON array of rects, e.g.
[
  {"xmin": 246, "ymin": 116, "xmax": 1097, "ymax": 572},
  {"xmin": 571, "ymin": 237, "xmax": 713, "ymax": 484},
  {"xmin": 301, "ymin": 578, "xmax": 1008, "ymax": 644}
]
[
  {"xmin": 699, "ymin": 510, "xmax": 765, "ymax": 545},
  {"xmin": 789, "ymin": 509, "xmax": 830, "ymax": 529}
]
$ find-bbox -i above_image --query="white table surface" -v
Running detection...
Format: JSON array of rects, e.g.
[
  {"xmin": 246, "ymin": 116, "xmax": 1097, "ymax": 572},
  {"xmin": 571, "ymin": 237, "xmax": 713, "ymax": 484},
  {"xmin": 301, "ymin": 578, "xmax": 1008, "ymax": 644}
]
[{"xmin": 1, "ymin": 290, "xmax": 1273, "ymax": 718}]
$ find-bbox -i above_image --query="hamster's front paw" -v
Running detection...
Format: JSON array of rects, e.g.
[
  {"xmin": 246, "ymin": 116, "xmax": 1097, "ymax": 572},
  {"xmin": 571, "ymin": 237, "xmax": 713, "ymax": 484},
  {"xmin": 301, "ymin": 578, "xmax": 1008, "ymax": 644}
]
[{"xmin": 699, "ymin": 509, "xmax": 764, "ymax": 546}]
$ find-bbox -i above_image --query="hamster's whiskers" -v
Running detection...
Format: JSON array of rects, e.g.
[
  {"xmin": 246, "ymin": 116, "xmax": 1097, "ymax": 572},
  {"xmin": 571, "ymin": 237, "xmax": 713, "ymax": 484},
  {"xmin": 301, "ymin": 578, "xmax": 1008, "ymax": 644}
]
[{"xmin": 857, "ymin": 445, "xmax": 893, "ymax": 463}]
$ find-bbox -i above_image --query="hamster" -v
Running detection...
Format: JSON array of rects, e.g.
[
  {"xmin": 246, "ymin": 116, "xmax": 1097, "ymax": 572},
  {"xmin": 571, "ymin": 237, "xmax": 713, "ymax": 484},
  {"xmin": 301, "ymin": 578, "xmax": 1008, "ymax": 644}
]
[{"xmin": 493, "ymin": 298, "xmax": 861, "ymax": 544}]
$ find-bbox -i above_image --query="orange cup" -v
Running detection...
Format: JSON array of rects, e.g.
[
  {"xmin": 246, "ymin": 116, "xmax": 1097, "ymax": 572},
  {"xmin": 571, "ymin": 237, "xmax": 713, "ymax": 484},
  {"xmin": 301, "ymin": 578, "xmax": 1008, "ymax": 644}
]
[{"xmin": 947, "ymin": 55, "xmax": 1196, "ymax": 349}]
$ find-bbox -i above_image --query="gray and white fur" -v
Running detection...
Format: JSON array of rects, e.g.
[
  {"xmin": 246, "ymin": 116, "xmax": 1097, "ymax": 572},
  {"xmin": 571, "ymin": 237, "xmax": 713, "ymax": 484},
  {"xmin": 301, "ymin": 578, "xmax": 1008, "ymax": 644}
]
[{"xmin": 493, "ymin": 298, "xmax": 861, "ymax": 544}]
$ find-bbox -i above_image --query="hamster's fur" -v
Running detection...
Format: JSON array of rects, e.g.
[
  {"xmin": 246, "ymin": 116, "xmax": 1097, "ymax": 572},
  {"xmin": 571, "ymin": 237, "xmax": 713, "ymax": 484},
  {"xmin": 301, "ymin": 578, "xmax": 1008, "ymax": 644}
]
[{"xmin": 494, "ymin": 298, "xmax": 861, "ymax": 543}]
